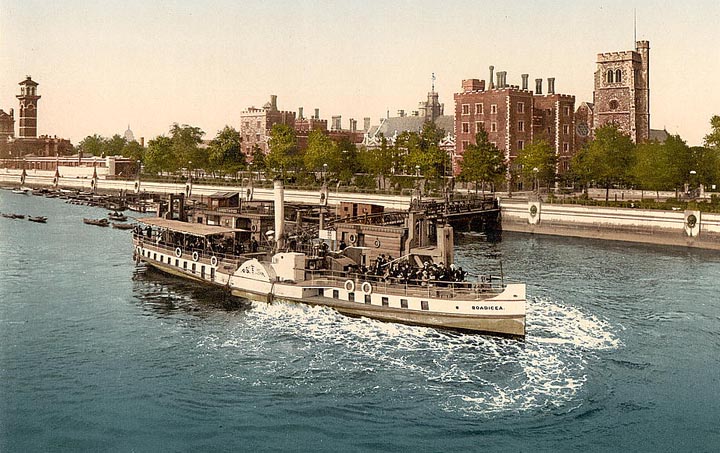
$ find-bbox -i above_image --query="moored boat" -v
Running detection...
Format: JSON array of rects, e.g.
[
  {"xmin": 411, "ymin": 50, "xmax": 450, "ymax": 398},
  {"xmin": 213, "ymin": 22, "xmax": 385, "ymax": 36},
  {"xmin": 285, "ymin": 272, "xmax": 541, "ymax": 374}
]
[
  {"xmin": 131, "ymin": 183, "xmax": 526, "ymax": 337},
  {"xmin": 112, "ymin": 222, "xmax": 135, "ymax": 230},
  {"xmin": 108, "ymin": 211, "xmax": 128, "ymax": 221},
  {"xmin": 28, "ymin": 216, "xmax": 48, "ymax": 223},
  {"xmin": 84, "ymin": 218, "xmax": 110, "ymax": 227}
]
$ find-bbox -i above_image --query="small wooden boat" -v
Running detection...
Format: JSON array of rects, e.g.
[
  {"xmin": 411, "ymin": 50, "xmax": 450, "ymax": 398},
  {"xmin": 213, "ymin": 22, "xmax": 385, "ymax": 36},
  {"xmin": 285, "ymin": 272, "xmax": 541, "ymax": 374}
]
[
  {"xmin": 11, "ymin": 187, "xmax": 31, "ymax": 195},
  {"xmin": 108, "ymin": 211, "xmax": 128, "ymax": 221},
  {"xmin": 112, "ymin": 222, "xmax": 135, "ymax": 230},
  {"xmin": 2, "ymin": 213, "xmax": 18, "ymax": 219},
  {"xmin": 83, "ymin": 218, "xmax": 110, "ymax": 227},
  {"xmin": 28, "ymin": 216, "xmax": 48, "ymax": 223}
]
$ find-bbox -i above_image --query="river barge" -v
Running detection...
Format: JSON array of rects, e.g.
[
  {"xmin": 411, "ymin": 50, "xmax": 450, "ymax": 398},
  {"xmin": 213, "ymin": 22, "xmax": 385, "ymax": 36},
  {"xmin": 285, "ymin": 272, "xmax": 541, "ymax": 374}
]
[{"xmin": 132, "ymin": 182, "xmax": 526, "ymax": 337}]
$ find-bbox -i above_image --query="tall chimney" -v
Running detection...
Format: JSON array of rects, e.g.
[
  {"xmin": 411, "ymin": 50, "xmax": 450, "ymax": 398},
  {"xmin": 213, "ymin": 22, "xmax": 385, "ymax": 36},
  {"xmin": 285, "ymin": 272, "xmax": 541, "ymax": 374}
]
[
  {"xmin": 298, "ymin": 107, "xmax": 304, "ymax": 119},
  {"xmin": 350, "ymin": 118, "xmax": 357, "ymax": 132},
  {"xmin": 535, "ymin": 78, "xmax": 543, "ymax": 94},
  {"xmin": 140, "ymin": 137, "xmax": 145, "ymax": 148},
  {"xmin": 363, "ymin": 117, "xmax": 371, "ymax": 131},
  {"xmin": 270, "ymin": 95, "xmax": 277, "ymax": 111},
  {"xmin": 314, "ymin": 108, "xmax": 320, "ymax": 119},
  {"xmin": 547, "ymin": 77, "xmax": 555, "ymax": 95},
  {"xmin": 489, "ymin": 66, "xmax": 495, "ymax": 89},
  {"xmin": 521, "ymin": 74, "xmax": 529, "ymax": 90},
  {"xmin": 500, "ymin": 71, "xmax": 508, "ymax": 88},
  {"xmin": 496, "ymin": 73, "xmax": 502, "ymax": 89},
  {"xmin": 273, "ymin": 179, "xmax": 285, "ymax": 252}
]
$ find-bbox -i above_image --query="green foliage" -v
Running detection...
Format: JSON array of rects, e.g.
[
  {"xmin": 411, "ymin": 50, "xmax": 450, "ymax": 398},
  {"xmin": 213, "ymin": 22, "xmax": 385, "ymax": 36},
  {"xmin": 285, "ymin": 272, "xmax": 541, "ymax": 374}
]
[
  {"xmin": 458, "ymin": 129, "xmax": 506, "ymax": 193},
  {"xmin": 704, "ymin": 115, "xmax": 720, "ymax": 150},
  {"xmin": 303, "ymin": 130, "xmax": 340, "ymax": 178},
  {"xmin": 144, "ymin": 135, "xmax": 175, "ymax": 174},
  {"xmin": 265, "ymin": 124, "xmax": 299, "ymax": 179},
  {"xmin": 78, "ymin": 134, "xmax": 105, "ymax": 156},
  {"xmin": 169, "ymin": 123, "xmax": 205, "ymax": 172},
  {"xmin": 515, "ymin": 140, "xmax": 557, "ymax": 189},
  {"xmin": 208, "ymin": 126, "xmax": 245, "ymax": 176},
  {"xmin": 250, "ymin": 145, "xmax": 266, "ymax": 172},
  {"xmin": 397, "ymin": 121, "xmax": 449, "ymax": 180},
  {"xmin": 336, "ymin": 137, "xmax": 360, "ymax": 183},
  {"xmin": 572, "ymin": 124, "xmax": 635, "ymax": 199}
]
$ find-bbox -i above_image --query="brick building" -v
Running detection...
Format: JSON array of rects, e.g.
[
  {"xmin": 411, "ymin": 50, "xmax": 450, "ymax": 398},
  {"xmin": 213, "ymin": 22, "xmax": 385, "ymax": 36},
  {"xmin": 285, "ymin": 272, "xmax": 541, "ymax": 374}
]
[
  {"xmin": 1, "ymin": 76, "xmax": 72, "ymax": 159},
  {"xmin": 239, "ymin": 95, "xmax": 296, "ymax": 158},
  {"xmin": 454, "ymin": 67, "xmax": 575, "ymax": 176},
  {"xmin": 591, "ymin": 41, "xmax": 650, "ymax": 143}
]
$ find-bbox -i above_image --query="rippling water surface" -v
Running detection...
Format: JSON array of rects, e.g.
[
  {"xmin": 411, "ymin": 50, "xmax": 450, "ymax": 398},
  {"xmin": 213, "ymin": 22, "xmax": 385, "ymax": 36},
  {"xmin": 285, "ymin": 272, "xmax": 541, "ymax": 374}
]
[{"xmin": 1, "ymin": 191, "xmax": 719, "ymax": 452}]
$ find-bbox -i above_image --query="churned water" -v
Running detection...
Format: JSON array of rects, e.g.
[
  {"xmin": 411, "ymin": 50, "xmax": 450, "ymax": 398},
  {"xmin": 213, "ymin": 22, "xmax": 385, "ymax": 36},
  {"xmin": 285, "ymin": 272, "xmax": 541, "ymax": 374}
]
[{"xmin": 1, "ymin": 190, "xmax": 719, "ymax": 452}]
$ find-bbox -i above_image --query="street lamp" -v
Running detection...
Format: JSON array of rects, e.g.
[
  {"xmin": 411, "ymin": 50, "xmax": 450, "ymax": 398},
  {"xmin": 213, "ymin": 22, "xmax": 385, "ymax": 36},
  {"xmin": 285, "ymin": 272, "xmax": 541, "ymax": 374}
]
[
  {"xmin": 689, "ymin": 170, "xmax": 697, "ymax": 198},
  {"xmin": 322, "ymin": 163, "xmax": 328, "ymax": 183},
  {"xmin": 533, "ymin": 167, "xmax": 539, "ymax": 193}
]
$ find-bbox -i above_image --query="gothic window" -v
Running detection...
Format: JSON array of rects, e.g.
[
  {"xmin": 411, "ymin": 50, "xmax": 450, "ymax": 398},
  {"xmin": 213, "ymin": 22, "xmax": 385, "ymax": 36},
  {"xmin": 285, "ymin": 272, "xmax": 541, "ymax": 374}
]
[
  {"xmin": 607, "ymin": 70, "xmax": 614, "ymax": 84},
  {"xmin": 615, "ymin": 69, "xmax": 622, "ymax": 83},
  {"xmin": 609, "ymin": 100, "xmax": 619, "ymax": 110}
]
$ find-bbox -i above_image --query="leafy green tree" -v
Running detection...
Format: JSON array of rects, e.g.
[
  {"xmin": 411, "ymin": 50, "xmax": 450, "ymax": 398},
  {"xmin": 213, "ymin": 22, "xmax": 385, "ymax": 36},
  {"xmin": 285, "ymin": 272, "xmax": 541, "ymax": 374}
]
[
  {"xmin": 122, "ymin": 140, "xmax": 145, "ymax": 162},
  {"xmin": 336, "ymin": 137, "xmax": 359, "ymax": 183},
  {"xmin": 304, "ymin": 130, "xmax": 340, "ymax": 179},
  {"xmin": 144, "ymin": 135, "xmax": 176, "ymax": 174},
  {"xmin": 105, "ymin": 134, "xmax": 127, "ymax": 157},
  {"xmin": 690, "ymin": 145, "xmax": 720, "ymax": 191},
  {"xmin": 78, "ymin": 134, "xmax": 106, "ymax": 156},
  {"xmin": 515, "ymin": 140, "xmax": 557, "ymax": 191},
  {"xmin": 704, "ymin": 115, "xmax": 720, "ymax": 150},
  {"xmin": 265, "ymin": 124, "xmax": 299, "ymax": 179},
  {"xmin": 359, "ymin": 135, "xmax": 396, "ymax": 189},
  {"xmin": 458, "ymin": 129, "xmax": 506, "ymax": 194},
  {"xmin": 399, "ymin": 121, "xmax": 449, "ymax": 180},
  {"xmin": 632, "ymin": 141, "xmax": 670, "ymax": 198},
  {"xmin": 571, "ymin": 124, "xmax": 636, "ymax": 201},
  {"xmin": 208, "ymin": 126, "xmax": 245, "ymax": 176},
  {"xmin": 250, "ymin": 145, "xmax": 266, "ymax": 174},
  {"xmin": 169, "ymin": 123, "xmax": 205, "ymax": 172}
]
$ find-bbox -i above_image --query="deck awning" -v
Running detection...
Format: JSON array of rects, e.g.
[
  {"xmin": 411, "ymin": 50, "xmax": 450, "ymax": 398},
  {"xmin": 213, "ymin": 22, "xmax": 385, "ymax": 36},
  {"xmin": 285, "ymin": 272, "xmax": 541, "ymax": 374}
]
[{"xmin": 139, "ymin": 217, "xmax": 239, "ymax": 236}]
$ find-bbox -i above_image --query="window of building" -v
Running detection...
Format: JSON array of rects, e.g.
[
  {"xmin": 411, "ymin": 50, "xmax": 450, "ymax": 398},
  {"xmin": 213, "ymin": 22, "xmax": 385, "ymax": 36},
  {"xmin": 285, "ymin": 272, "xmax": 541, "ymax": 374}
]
[
  {"xmin": 518, "ymin": 140, "xmax": 524, "ymax": 150},
  {"xmin": 476, "ymin": 121, "xmax": 485, "ymax": 132},
  {"xmin": 609, "ymin": 100, "xmax": 619, "ymax": 110},
  {"xmin": 491, "ymin": 141, "xmax": 497, "ymax": 147},
  {"xmin": 462, "ymin": 140, "xmax": 470, "ymax": 150},
  {"xmin": 382, "ymin": 297, "xmax": 389, "ymax": 307},
  {"xmin": 607, "ymin": 70, "xmax": 614, "ymax": 84},
  {"xmin": 490, "ymin": 104, "xmax": 497, "ymax": 114},
  {"xmin": 244, "ymin": 121, "xmax": 249, "ymax": 128},
  {"xmin": 256, "ymin": 121, "xmax": 261, "ymax": 128},
  {"xmin": 183, "ymin": 261, "xmax": 187, "ymax": 270},
  {"xmin": 564, "ymin": 106, "xmax": 571, "ymax": 116},
  {"xmin": 365, "ymin": 294, "xmax": 371, "ymax": 304},
  {"xmin": 563, "ymin": 124, "xmax": 570, "ymax": 135},
  {"xmin": 333, "ymin": 289, "xmax": 339, "ymax": 299},
  {"xmin": 518, "ymin": 102, "xmax": 525, "ymax": 113},
  {"xmin": 462, "ymin": 104, "xmax": 470, "ymax": 115},
  {"xmin": 175, "ymin": 259, "xmax": 179, "ymax": 267},
  {"xmin": 615, "ymin": 69, "xmax": 622, "ymax": 83},
  {"xmin": 348, "ymin": 292, "xmax": 355, "ymax": 302},
  {"xmin": 421, "ymin": 300, "xmax": 429, "ymax": 311},
  {"xmin": 255, "ymin": 134, "xmax": 260, "ymax": 141},
  {"xmin": 490, "ymin": 122, "xmax": 497, "ymax": 132},
  {"xmin": 563, "ymin": 142, "xmax": 569, "ymax": 152},
  {"xmin": 462, "ymin": 122, "xmax": 470, "ymax": 133},
  {"xmin": 475, "ymin": 103, "xmax": 483, "ymax": 114},
  {"xmin": 400, "ymin": 299, "xmax": 408, "ymax": 309},
  {"xmin": 518, "ymin": 120, "xmax": 525, "ymax": 132}
]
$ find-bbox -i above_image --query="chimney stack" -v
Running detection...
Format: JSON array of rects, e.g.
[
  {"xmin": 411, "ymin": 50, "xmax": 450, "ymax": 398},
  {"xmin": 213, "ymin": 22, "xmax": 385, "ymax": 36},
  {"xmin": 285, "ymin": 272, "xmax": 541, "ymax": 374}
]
[
  {"xmin": 489, "ymin": 66, "xmax": 495, "ymax": 89},
  {"xmin": 547, "ymin": 77, "xmax": 555, "ymax": 95},
  {"xmin": 314, "ymin": 108, "xmax": 320, "ymax": 119},
  {"xmin": 331, "ymin": 115, "xmax": 341, "ymax": 130},
  {"xmin": 350, "ymin": 118, "xmax": 357, "ymax": 132},
  {"xmin": 521, "ymin": 74, "xmax": 529, "ymax": 91},
  {"xmin": 270, "ymin": 95, "xmax": 277, "ymax": 111},
  {"xmin": 363, "ymin": 117, "xmax": 371, "ymax": 131},
  {"xmin": 535, "ymin": 78, "xmax": 543, "ymax": 94},
  {"xmin": 397, "ymin": 109, "xmax": 405, "ymax": 117},
  {"xmin": 298, "ymin": 107, "xmax": 304, "ymax": 119}
]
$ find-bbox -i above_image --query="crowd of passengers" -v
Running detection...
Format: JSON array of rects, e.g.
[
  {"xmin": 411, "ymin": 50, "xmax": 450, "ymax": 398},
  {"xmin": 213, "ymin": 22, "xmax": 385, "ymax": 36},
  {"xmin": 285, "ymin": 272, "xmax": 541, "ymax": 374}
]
[
  {"xmin": 135, "ymin": 226, "xmax": 259, "ymax": 255},
  {"xmin": 350, "ymin": 254, "xmax": 469, "ymax": 286}
]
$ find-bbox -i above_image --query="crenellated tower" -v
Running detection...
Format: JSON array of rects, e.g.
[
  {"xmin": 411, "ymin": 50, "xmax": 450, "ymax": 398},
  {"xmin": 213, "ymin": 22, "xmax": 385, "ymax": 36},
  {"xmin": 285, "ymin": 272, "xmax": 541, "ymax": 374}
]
[{"xmin": 17, "ymin": 76, "xmax": 41, "ymax": 139}]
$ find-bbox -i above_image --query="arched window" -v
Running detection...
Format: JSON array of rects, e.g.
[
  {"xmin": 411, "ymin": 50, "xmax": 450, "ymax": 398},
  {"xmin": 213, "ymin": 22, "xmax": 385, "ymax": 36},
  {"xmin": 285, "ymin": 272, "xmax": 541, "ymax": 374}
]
[
  {"xmin": 607, "ymin": 70, "xmax": 614, "ymax": 84},
  {"xmin": 609, "ymin": 100, "xmax": 619, "ymax": 110},
  {"xmin": 615, "ymin": 69, "xmax": 622, "ymax": 83}
]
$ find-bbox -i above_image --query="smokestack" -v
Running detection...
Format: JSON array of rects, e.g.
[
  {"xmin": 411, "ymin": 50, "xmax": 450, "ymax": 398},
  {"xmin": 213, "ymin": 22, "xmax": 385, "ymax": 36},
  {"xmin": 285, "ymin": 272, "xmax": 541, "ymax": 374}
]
[
  {"xmin": 501, "ymin": 71, "xmax": 508, "ymax": 88},
  {"xmin": 140, "ymin": 137, "xmax": 145, "ymax": 147},
  {"xmin": 350, "ymin": 118, "xmax": 357, "ymax": 132},
  {"xmin": 298, "ymin": 107, "xmax": 304, "ymax": 119},
  {"xmin": 331, "ymin": 115, "xmax": 341, "ymax": 130},
  {"xmin": 535, "ymin": 78, "xmax": 543, "ymax": 94},
  {"xmin": 397, "ymin": 109, "xmax": 405, "ymax": 117},
  {"xmin": 547, "ymin": 77, "xmax": 555, "ymax": 95},
  {"xmin": 273, "ymin": 179, "xmax": 285, "ymax": 252},
  {"xmin": 270, "ymin": 95, "xmax": 277, "ymax": 111},
  {"xmin": 489, "ymin": 66, "xmax": 495, "ymax": 89},
  {"xmin": 363, "ymin": 117, "xmax": 371, "ymax": 131},
  {"xmin": 521, "ymin": 74, "xmax": 529, "ymax": 91},
  {"xmin": 314, "ymin": 108, "xmax": 320, "ymax": 119}
]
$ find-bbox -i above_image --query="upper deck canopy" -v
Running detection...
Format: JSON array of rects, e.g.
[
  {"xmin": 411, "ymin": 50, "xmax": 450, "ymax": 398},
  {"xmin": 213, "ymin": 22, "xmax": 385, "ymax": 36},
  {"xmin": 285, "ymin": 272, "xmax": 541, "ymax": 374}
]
[{"xmin": 140, "ymin": 217, "xmax": 240, "ymax": 236}]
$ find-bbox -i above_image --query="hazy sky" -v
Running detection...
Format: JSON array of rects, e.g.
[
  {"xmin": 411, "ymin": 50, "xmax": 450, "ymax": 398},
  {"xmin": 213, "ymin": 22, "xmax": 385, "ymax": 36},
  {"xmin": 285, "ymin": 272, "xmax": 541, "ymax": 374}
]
[{"xmin": 1, "ymin": 0, "xmax": 719, "ymax": 146}]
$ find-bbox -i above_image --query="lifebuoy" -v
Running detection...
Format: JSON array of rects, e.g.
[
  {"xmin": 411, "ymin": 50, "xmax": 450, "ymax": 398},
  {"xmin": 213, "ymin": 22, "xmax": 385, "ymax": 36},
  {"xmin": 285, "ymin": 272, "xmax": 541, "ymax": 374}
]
[
  {"xmin": 192, "ymin": 251, "xmax": 199, "ymax": 262},
  {"xmin": 251, "ymin": 224, "xmax": 257, "ymax": 232},
  {"xmin": 348, "ymin": 233, "xmax": 357, "ymax": 244},
  {"xmin": 175, "ymin": 247, "xmax": 182, "ymax": 258},
  {"xmin": 361, "ymin": 282, "xmax": 372, "ymax": 294},
  {"xmin": 344, "ymin": 280, "xmax": 355, "ymax": 292},
  {"xmin": 210, "ymin": 256, "xmax": 218, "ymax": 267},
  {"xmin": 374, "ymin": 239, "xmax": 381, "ymax": 248}
]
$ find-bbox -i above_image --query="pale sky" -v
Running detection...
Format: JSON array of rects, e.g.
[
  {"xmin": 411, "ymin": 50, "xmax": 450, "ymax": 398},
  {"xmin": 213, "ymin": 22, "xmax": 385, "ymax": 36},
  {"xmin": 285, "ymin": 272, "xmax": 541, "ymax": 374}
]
[{"xmin": 1, "ymin": 0, "xmax": 719, "ymax": 146}]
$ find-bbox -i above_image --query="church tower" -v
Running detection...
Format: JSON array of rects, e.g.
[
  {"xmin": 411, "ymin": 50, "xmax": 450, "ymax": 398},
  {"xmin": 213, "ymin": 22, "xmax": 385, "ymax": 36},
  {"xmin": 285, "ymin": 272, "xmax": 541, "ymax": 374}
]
[
  {"xmin": 17, "ymin": 76, "xmax": 41, "ymax": 139},
  {"xmin": 592, "ymin": 41, "xmax": 650, "ymax": 143}
]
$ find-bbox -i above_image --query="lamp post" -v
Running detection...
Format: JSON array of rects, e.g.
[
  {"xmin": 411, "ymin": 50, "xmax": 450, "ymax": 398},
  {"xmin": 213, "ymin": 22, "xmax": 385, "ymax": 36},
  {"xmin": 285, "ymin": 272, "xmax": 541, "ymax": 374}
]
[
  {"xmin": 322, "ymin": 163, "xmax": 328, "ymax": 184},
  {"xmin": 533, "ymin": 167, "xmax": 539, "ymax": 194},
  {"xmin": 689, "ymin": 170, "xmax": 697, "ymax": 198}
]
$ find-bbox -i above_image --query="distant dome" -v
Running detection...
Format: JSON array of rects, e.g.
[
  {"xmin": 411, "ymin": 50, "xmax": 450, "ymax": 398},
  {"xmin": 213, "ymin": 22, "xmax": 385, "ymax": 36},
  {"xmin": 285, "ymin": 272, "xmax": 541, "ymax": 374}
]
[
  {"xmin": 123, "ymin": 125, "xmax": 135, "ymax": 142},
  {"xmin": 263, "ymin": 101, "xmax": 272, "ymax": 110}
]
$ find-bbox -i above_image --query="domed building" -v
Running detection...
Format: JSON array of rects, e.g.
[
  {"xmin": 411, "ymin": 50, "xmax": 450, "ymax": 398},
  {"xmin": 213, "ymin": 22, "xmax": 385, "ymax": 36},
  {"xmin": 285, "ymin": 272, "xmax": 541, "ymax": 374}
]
[{"xmin": 123, "ymin": 125, "xmax": 136, "ymax": 142}]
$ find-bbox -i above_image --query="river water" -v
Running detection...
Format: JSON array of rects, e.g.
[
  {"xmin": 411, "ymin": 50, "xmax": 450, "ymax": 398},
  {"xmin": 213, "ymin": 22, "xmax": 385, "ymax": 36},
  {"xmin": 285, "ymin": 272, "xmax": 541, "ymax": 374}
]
[{"xmin": 1, "ymin": 190, "xmax": 719, "ymax": 452}]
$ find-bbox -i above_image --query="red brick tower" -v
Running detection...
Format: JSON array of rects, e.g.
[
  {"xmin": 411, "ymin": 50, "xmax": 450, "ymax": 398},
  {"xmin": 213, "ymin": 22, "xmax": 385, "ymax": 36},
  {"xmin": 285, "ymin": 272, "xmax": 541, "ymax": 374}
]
[{"xmin": 17, "ymin": 76, "xmax": 41, "ymax": 139}]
